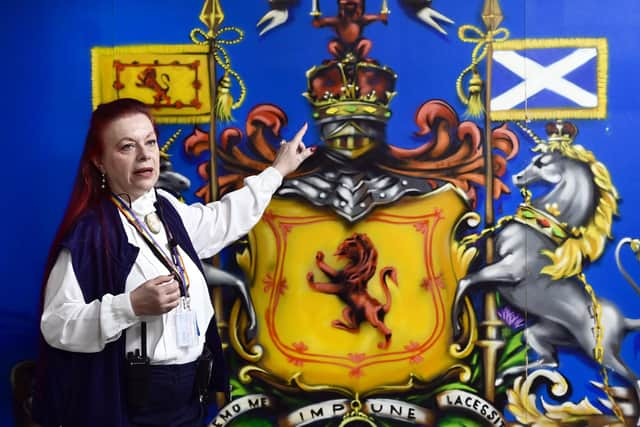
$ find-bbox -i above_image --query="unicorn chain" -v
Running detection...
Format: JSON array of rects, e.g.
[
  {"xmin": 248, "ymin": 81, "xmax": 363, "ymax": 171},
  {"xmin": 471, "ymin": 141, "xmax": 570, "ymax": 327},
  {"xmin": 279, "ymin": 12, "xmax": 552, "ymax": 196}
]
[{"xmin": 578, "ymin": 273, "xmax": 625, "ymax": 422}]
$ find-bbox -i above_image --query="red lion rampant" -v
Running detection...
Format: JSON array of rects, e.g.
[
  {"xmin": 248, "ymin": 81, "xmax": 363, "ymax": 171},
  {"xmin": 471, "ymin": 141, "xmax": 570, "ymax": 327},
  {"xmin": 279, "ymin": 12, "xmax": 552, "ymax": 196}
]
[
  {"xmin": 307, "ymin": 233, "xmax": 398, "ymax": 349},
  {"xmin": 136, "ymin": 67, "xmax": 171, "ymax": 105}
]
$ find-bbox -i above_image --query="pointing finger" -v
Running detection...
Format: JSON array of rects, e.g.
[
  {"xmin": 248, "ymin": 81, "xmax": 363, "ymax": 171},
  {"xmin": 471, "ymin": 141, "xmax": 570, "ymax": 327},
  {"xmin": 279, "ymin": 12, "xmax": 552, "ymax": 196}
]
[{"xmin": 291, "ymin": 122, "xmax": 308, "ymax": 144}]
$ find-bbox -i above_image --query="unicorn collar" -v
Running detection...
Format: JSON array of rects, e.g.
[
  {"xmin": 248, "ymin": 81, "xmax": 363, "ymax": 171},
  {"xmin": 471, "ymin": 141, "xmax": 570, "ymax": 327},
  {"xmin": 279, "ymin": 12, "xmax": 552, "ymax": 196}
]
[{"xmin": 514, "ymin": 204, "xmax": 575, "ymax": 245}]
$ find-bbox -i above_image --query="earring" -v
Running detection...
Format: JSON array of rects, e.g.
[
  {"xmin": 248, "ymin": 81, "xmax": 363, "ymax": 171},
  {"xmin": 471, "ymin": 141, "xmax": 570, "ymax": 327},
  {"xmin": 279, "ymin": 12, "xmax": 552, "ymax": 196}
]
[{"xmin": 101, "ymin": 172, "xmax": 106, "ymax": 190}]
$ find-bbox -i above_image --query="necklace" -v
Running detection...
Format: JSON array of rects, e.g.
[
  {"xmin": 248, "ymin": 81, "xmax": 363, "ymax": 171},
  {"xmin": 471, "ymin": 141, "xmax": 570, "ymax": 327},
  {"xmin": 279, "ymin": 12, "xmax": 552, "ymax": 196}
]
[{"xmin": 144, "ymin": 212, "xmax": 162, "ymax": 234}]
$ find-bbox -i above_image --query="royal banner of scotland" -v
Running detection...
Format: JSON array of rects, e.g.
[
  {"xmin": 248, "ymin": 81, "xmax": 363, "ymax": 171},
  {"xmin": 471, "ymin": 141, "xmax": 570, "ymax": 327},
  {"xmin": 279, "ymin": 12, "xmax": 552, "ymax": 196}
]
[{"xmin": 91, "ymin": 44, "xmax": 211, "ymax": 124}]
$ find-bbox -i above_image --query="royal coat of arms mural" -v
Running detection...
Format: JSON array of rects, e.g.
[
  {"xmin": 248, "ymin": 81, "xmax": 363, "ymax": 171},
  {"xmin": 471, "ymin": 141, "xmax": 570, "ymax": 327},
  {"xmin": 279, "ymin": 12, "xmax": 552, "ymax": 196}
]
[{"xmin": 83, "ymin": 0, "xmax": 640, "ymax": 425}]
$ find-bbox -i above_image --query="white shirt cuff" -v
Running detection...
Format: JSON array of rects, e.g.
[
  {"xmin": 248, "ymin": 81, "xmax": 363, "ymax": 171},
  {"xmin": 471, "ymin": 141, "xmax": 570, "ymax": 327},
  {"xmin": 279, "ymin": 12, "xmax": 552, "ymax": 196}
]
[
  {"xmin": 254, "ymin": 166, "xmax": 283, "ymax": 192},
  {"xmin": 112, "ymin": 292, "xmax": 139, "ymax": 324}
]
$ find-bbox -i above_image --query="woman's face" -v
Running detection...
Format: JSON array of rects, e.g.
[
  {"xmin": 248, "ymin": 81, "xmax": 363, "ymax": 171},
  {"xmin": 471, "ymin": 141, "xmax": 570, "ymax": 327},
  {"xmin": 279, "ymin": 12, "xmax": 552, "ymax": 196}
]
[{"xmin": 94, "ymin": 113, "xmax": 159, "ymax": 201}]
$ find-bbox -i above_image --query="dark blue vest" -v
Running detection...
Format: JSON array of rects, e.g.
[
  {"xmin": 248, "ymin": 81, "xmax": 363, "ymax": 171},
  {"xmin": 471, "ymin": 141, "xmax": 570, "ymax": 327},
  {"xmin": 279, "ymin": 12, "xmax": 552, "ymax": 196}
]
[{"xmin": 33, "ymin": 196, "xmax": 228, "ymax": 427}]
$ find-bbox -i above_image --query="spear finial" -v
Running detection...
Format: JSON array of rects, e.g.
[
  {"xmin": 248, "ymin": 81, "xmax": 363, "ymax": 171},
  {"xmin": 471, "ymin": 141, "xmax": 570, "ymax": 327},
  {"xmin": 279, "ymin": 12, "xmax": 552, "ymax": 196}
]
[
  {"xmin": 482, "ymin": 0, "xmax": 503, "ymax": 32},
  {"xmin": 199, "ymin": 0, "xmax": 224, "ymax": 36}
]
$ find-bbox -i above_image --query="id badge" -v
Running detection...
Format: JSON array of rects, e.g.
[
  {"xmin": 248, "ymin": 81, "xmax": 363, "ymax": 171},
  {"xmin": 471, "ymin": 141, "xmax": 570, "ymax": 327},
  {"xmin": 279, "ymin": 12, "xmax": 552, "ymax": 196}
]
[{"xmin": 175, "ymin": 298, "xmax": 198, "ymax": 348}]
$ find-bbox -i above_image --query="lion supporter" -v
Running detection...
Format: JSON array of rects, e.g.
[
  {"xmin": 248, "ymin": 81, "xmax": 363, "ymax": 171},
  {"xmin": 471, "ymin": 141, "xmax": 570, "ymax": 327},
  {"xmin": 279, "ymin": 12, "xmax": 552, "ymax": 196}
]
[{"xmin": 33, "ymin": 98, "xmax": 315, "ymax": 427}]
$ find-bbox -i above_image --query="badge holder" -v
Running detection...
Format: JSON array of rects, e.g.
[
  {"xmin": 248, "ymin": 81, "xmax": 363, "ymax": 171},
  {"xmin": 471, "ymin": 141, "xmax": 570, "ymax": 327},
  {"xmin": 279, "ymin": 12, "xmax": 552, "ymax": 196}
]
[{"xmin": 176, "ymin": 296, "xmax": 198, "ymax": 348}]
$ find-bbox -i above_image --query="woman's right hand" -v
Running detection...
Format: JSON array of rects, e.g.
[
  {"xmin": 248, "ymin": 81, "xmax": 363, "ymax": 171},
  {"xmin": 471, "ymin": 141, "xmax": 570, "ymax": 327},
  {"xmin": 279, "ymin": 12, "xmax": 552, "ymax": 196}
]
[
  {"xmin": 130, "ymin": 274, "xmax": 181, "ymax": 316},
  {"xmin": 272, "ymin": 123, "xmax": 316, "ymax": 177}
]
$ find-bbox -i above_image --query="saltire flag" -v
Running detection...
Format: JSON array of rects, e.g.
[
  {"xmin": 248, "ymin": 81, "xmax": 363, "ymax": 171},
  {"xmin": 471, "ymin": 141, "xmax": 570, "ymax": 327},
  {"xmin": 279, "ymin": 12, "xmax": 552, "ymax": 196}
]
[{"xmin": 490, "ymin": 38, "xmax": 608, "ymax": 121}]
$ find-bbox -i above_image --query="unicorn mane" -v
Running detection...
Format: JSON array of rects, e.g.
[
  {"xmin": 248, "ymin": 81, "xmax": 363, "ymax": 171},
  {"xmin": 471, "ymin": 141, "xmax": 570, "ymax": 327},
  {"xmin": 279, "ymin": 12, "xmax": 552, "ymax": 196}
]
[{"xmin": 533, "ymin": 140, "xmax": 619, "ymax": 279}]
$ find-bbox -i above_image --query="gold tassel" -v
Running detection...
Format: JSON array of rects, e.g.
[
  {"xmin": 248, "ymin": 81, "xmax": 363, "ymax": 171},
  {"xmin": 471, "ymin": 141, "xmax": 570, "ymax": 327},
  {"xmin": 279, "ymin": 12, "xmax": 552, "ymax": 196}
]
[
  {"xmin": 465, "ymin": 67, "xmax": 484, "ymax": 118},
  {"xmin": 215, "ymin": 73, "xmax": 234, "ymax": 122},
  {"xmin": 631, "ymin": 238, "xmax": 640, "ymax": 259},
  {"xmin": 457, "ymin": 24, "xmax": 510, "ymax": 119}
]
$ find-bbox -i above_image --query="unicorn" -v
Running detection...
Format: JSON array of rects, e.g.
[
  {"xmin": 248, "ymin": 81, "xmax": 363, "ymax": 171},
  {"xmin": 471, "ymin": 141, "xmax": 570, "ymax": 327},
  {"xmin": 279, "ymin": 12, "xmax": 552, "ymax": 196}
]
[{"xmin": 451, "ymin": 121, "xmax": 640, "ymax": 419}]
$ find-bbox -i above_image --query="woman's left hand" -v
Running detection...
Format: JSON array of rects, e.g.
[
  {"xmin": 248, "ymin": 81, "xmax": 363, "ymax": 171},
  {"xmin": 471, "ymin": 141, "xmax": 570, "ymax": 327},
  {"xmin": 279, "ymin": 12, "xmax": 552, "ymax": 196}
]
[{"xmin": 272, "ymin": 123, "xmax": 316, "ymax": 177}]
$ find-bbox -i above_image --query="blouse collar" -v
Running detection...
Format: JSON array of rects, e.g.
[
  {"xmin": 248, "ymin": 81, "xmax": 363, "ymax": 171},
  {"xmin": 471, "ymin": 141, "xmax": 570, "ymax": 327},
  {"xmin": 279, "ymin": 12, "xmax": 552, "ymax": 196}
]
[{"xmin": 130, "ymin": 188, "xmax": 157, "ymax": 217}]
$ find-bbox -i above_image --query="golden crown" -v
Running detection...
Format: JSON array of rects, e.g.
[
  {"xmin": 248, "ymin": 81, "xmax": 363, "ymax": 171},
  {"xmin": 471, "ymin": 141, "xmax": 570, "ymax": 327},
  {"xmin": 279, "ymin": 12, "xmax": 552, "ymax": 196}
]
[
  {"xmin": 303, "ymin": 59, "xmax": 398, "ymax": 158},
  {"xmin": 545, "ymin": 120, "xmax": 577, "ymax": 144}
]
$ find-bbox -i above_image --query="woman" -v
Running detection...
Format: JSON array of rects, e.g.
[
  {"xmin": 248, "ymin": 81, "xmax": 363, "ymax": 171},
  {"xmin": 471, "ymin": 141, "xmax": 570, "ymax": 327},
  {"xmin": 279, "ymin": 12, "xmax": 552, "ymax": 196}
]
[{"xmin": 32, "ymin": 98, "xmax": 314, "ymax": 426}]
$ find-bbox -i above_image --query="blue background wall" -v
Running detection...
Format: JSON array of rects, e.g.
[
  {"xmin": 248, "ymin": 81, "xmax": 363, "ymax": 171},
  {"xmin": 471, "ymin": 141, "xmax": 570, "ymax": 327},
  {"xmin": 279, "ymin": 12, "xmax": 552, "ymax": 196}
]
[{"xmin": 2, "ymin": 0, "xmax": 640, "ymax": 425}]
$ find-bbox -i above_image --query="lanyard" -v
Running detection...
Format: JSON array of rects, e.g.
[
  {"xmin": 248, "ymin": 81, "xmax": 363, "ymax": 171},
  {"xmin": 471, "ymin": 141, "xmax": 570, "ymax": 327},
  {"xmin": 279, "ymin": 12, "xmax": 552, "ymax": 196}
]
[{"xmin": 110, "ymin": 194, "xmax": 190, "ymax": 297}]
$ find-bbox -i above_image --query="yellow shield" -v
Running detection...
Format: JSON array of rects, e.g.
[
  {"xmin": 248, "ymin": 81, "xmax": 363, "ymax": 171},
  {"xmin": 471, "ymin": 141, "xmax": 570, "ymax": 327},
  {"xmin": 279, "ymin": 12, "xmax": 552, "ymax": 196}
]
[{"xmin": 235, "ymin": 184, "xmax": 471, "ymax": 394}]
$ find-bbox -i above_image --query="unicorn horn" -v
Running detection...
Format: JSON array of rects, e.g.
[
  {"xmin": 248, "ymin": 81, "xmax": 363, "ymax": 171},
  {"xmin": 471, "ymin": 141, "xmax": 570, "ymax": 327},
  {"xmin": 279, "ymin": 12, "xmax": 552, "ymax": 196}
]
[
  {"xmin": 160, "ymin": 129, "xmax": 183, "ymax": 159},
  {"xmin": 514, "ymin": 121, "xmax": 544, "ymax": 145}
]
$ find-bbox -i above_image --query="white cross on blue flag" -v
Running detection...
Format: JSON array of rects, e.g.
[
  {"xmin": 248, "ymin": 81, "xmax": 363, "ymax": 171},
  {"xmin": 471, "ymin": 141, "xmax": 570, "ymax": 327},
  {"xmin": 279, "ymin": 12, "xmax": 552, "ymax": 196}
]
[{"xmin": 490, "ymin": 38, "xmax": 608, "ymax": 121}]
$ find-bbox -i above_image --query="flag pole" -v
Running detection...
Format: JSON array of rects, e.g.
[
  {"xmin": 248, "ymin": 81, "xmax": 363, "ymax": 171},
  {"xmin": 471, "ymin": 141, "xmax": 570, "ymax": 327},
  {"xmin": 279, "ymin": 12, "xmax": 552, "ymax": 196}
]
[
  {"xmin": 199, "ymin": 0, "xmax": 223, "ymax": 202},
  {"xmin": 476, "ymin": 0, "xmax": 505, "ymax": 402},
  {"xmin": 199, "ymin": 0, "xmax": 228, "ymax": 407}
]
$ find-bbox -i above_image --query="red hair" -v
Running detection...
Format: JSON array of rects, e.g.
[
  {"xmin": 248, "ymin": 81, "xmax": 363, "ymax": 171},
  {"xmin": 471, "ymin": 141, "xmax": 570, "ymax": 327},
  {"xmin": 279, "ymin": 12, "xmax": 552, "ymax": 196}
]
[{"xmin": 41, "ymin": 98, "xmax": 157, "ymax": 291}]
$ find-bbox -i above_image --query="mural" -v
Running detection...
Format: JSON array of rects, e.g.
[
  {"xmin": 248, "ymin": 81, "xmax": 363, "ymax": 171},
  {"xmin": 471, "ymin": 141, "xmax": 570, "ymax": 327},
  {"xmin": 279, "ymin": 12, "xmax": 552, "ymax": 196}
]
[
  {"xmin": 87, "ymin": 0, "xmax": 640, "ymax": 426},
  {"xmin": 7, "ymin": 0, "xmax": 640, "ymax": 426}
]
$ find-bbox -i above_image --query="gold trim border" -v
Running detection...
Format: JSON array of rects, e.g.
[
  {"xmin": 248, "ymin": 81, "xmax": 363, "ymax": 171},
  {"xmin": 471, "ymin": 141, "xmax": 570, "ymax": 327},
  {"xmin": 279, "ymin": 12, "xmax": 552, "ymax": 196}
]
[{"xmin": 490, "ymin": 37, "xmax": 608, "ymax": 121}]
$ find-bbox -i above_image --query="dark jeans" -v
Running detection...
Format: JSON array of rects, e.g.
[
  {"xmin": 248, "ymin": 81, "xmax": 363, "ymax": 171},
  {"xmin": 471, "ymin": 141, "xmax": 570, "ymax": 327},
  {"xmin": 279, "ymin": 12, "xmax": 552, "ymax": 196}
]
[{"xmin": 128, "ymin": 361, "xmax": 204, "ymax": 427}]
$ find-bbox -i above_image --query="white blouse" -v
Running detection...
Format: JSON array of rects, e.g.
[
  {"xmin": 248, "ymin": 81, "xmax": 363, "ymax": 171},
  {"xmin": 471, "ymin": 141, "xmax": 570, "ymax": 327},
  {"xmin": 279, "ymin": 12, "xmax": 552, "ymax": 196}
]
[{"xmin": 41, "ymin": 167, "xmax": 282, "ymax": 365}]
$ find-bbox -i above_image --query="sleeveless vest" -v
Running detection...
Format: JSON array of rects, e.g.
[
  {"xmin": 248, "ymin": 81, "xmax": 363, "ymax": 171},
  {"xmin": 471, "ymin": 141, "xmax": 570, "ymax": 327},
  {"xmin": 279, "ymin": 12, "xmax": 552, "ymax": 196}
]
[{"xmin": 32, "ymin": 196, "xmax": 228, "ymax": 427}]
